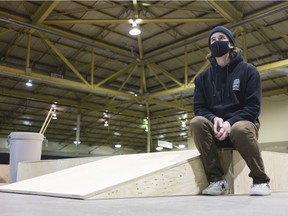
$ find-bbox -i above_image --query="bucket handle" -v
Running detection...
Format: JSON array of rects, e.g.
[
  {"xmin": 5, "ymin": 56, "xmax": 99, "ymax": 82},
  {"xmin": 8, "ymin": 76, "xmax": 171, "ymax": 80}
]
[
  {"xmin": 43, "ymin": 137, "xmax": 48, "ymax": 147},
  {"xmin": 6, "ymin": 135, "xmax": 11, "ymax": 147},
  {"xmin": 6, "ymin": 135, "xmax": 48, "ymax": 147}
]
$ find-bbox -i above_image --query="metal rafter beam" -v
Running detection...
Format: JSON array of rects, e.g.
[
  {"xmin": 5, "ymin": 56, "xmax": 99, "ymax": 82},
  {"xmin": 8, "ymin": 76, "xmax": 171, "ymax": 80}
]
[
  {"xmin": 147, "ymin": 99, "xmax": 192, "ymax": 112},
  {"xmin": 0, "ymin": 27, "xmax": 22, "ymax": 36},
  {"xmin": 257, "ymin": 59, "xmax": 288, "ymax": 73},
  {"xmin": 133, "ymin": 0, "xmax": 139, "ymax": 19},
  {"xmin": 208, "ymin": 0, "xmax": 242, "ymax": 23},
  {"xmin": 144, "ymin": 2, "xmax": 288, "ymax": 59},
  {"xmin": 131, "ymin": 0, "xmax": 144, "ymax": 59},
  {"xmin": 260, "ymin": 26, "xmax": 288, "ymax": 40},
  {"xmin": 148, "ymin": 85, "xmax": 194, "ymax": 99},
  {"xmin": 251, "ymin": 24, "xmax": 285, "ymax": 55},
  {"xmin": 0, "ymin": 88, "xmax": 146, "ymax": 118},
  {"xmin": 147, "ymin": 62, "xmax": 183, "ymax": 86},
  {"xmin": 140, "ymin": 64, "xmax": 147, "ymax": 94},
  {"xmin": 1, "ymin": 28, "xmax": 127, "ymax": 74},
  {"xmin": 43, "ymin": 18, "xmax": 225, "ymax": 25},
  {"xmin": 38, "ymin": 31, "xmax": 90, "ymax": 86},
  {"xmin": 95, "ymin": 63, "xmax": 136, "ymax": 87},
  {"xmin": 0, "ymin": 12, "xmax": 132, "ymax": 58},
  {"xmin": 150, "ymin": 108, "xmax": 188, "ymax": 118},
  {"xmin": 149, "ymin": 88, "xmax": 288, "ymax": 119},
  {"xmin": 146, "ymin": 64, "xmax": 169, "ymax": 91},
  {"xmin": 187, "ymin": 60, "xmax": 210, "ymax": 86},
  {"xmin": 0, "ymin": 65, "xmax": 140, "ymax": 101},
  {"xmin": 137, "ymin": 31, "xmax": 144, "ymax": 59},
  {"xmin": 262, "ymin": 88, "xmax": 288, "ymax": 97},
  {"xmin": 31, "ymin": 1, "xmax": 60, "ymax": 25},
  {"xmin": 147, "ymin": 59, "xmax": 288, "ymax": 99}
]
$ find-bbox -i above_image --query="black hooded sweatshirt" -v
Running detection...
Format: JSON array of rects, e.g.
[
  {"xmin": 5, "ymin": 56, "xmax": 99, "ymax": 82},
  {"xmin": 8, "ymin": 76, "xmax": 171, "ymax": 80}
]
[{"xmin": 193, "ymin": 50, "xmax": 261, "ymax": 126}]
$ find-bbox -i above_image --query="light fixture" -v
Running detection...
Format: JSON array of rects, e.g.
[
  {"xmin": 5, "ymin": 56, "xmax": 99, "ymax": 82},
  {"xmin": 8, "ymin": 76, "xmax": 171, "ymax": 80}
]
[
  {"xmin": 181, "ymin": 120, "xmax": 187, "ymax": 128},
  {"xmin": 103, "ymin": 110, "xmax": 109, "ymax": 118},
  {"xmin": 143, "ymin": 117, "xmax": 149, "ymax": 132},
  {"xmin": 129, "ymin": 23, "xmax": 141, "ymax": 36},
  {"xmin": 23, "ymin": 121, "xmax": 32, "ymax": 126},
  {"xmin": 179, "ymin": 132, "xmax": 187, "ymax": 137},
  {"xmin": 25, "ymin": 80, "xmax": 32, "ymax": 87},
  {"xmin": 52, "ymin": 113, "xmax": 57, "ymax": 120},
  {"xmin": 114, "ymin": 131, "xmax": 121, "ymax": 136},
  {"xmin": 104, "ymin": 120, "xmax": 109, "ymax": 127},
  {"xmin": 73, "ymin": 140, "xmax": 81, "ymax": 145},
  {"xmin": 156, "ymin": 146, "xmax": 163, "ymax": 151},
  {"xmin": 178, "ymin": 144, "xmax": 186, "ymax": 149},
  {"xmin": 115, "ymin": 144, "xmax": 122, "ymax": 148}
]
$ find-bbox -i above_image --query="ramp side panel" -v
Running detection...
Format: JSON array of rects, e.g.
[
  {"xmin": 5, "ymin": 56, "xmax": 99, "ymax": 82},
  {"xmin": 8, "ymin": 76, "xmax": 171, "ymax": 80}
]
[
  {"xmin": 0, "ymin": 165, "xmax": 9, "ymax": 183},
  {"xmin": 88, "ymin": 157, "xmax": 207, "ymax": 199},
  {"xmin": 17, "ymin": 156, "xmax": 108, "ymax": 181},
  {"xmin": 233, "ymin": 151, "xmax": 288, "ymax": 194},
  {"xmin": 0, "ymin": 150, "xmax": 200, "ymax": 199}
]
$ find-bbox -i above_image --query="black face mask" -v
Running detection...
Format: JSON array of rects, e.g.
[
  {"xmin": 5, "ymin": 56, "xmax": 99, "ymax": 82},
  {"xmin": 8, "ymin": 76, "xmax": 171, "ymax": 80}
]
[{"xmin": 210, "ymin": 40, "xmax": 230, "ymax": 57}]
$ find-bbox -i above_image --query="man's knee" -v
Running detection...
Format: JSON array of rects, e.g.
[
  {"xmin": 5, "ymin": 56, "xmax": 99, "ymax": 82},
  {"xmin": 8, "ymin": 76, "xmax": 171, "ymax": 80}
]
[
  {"xmin": 189, "ymin": 116, "xmax": 207, "ymax": 129},
  {"xmin": 189, "ymin": 116, "xmax": 212, "ymax": 137},
  {"xmin": 230, "ymin": 121, "xmax": 257, "ymax": 139}
]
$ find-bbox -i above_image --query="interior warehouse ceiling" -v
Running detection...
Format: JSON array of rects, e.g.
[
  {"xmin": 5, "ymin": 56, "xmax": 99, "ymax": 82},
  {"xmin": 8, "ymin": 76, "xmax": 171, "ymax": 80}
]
[{"xmin": 0, "ymin": 1, "xmax": 287, "ymax": 156}]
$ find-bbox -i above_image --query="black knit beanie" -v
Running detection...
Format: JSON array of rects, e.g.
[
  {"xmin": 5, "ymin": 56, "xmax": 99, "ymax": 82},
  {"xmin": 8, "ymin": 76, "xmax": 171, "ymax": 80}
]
[{"xmin": 208, "ymin": 26, "xmax": 235, "ymax": 47}]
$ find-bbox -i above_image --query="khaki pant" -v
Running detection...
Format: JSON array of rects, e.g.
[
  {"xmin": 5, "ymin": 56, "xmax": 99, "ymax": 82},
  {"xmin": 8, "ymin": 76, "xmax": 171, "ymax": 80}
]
[{"xmin": 189, "ymin": 116, "xmax": 270, "ymax": 184}]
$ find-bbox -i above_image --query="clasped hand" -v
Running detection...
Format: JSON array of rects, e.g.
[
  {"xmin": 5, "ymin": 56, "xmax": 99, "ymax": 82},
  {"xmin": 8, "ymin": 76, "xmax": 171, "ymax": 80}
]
[{"xmin": 213, "ymin": 117, "xmax": 231, "ymax": 141}]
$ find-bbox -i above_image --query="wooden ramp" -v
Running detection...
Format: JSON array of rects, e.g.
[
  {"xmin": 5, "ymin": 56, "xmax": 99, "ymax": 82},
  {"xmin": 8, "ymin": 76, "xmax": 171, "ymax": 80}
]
[
  {"xmin": 0, "ymin": 150, "xmax": 207, "ymax": 199},
  {"xmin": 232, "ymin": 151, "xmax": 288, "ymax": 194},
  {"xmin": 17, "ymin": 156, "xmax": 108, "ymax": 181},
  {"xmin": 1, "ymin": 150, "xmax": 287, "ymax": 199},
  {"xmin": 0, "ymin": 164, "xmax": 9, "ymax": 183}
]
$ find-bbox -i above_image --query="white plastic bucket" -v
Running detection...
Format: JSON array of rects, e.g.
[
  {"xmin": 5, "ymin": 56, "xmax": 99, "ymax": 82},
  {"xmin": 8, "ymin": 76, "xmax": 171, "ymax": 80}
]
[{"xmin": 7, "ymin": 132, "xmax": 45, "ymax": 183}]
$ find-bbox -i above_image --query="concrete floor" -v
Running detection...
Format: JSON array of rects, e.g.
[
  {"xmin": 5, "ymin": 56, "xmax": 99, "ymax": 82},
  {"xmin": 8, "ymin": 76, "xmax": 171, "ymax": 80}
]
[{"xmin": 0, "ymin": 191, "xmax": 287, "ymax": 216}]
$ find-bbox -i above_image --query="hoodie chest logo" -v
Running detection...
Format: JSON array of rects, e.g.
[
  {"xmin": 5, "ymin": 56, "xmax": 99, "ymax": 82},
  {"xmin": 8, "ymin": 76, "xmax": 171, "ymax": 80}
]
[{"xmin": 232, "ymin": 79, "xmax": 240, "ymax": 91}]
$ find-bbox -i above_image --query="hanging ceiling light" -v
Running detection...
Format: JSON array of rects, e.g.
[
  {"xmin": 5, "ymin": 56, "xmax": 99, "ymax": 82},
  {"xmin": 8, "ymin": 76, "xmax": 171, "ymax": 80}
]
[
  {"xmin": 129, "ymin": 18, "xmax": 141, "ymax": 36},
  {"xmin": 181, "ymin": 120, "xmax": 187, "ymax": 128},
  {"xmin": 104, "ymin": 120, "xmax": 109, "ymax": 127},
  {"xmin": 73, "ymin": 140, "xmax": 81, "ymax": 145},
  {"xmin": 156, "ymin": 146, "xmax": 163, "ymax": 151},
  {"xmin": 52, "ymin": 113, "xmax": 57, "ymax": 120},
  {"xmin": 25, "ymin": 80, "xmax": 33, "ymax": 87},
  {"xmin": 178, "ymin": 144, "xmax": 186, "ymax": 149},
  {"xmin": 129, "ymin": 23, "xmax": 141, "ymax": 36},
  {"xmin": 115, "ymin": 144, "xmax": 121, "ymax": 148}
]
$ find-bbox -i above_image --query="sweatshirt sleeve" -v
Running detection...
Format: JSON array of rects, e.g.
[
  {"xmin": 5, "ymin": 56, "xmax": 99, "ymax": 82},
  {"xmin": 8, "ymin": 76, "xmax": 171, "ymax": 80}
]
[
  {"xmin": 193, "ymin": 73, "xmax": 216, "ymax": 123},
  {"xmin": 226, "ymin": 64, "xmax": 261, "ymax": 125}
]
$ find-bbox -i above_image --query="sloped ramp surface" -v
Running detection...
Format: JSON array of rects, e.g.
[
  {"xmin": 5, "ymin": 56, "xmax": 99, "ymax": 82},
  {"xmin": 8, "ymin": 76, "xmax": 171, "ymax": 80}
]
[
  {"xmin": 17, "ymin": 156, "xmax": 108, "ymax": 181},
  {"xmin": 0, "ymin": 150, "xmax": 205, "ymax": 199}
]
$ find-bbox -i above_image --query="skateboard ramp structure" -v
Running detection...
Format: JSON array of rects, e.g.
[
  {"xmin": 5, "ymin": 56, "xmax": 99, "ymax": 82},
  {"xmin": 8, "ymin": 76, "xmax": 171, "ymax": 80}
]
[
  {"xmin": 0, "ymin": 150, "xmax": 287, "ymax": 199},
  {"xmin": 16, "ymin": 156, "xmax": 108, "ymax": 181},
  {"xmin": 0, "ymin": 150, "xmax": 207, "ymax": 199}
]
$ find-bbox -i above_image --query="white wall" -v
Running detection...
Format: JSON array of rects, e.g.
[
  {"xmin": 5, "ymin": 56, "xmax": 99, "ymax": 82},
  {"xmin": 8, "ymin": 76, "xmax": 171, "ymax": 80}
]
[{"xmin": 259, "ymin": 94, "xmax": 288, "ymax": 143}]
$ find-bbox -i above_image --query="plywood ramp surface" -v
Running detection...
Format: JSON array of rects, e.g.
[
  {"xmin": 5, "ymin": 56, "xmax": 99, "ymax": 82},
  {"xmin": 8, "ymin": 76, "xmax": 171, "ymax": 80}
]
[
  {"xmin": 0, "ymin": 150, "xmax": 202, "ymax": 199},
  {"xmin": 0, "ymin": 165, "xmax": 9, "ymax": 183},
  {"xmin": 17, "ymin": 156, "xmax": 108, "ymax": 181}
]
